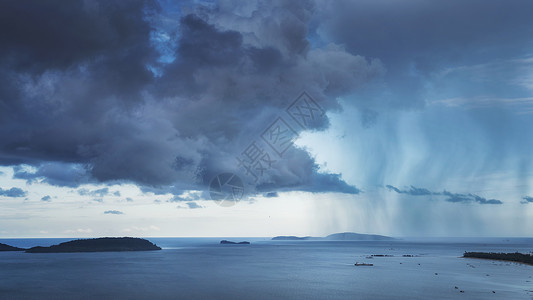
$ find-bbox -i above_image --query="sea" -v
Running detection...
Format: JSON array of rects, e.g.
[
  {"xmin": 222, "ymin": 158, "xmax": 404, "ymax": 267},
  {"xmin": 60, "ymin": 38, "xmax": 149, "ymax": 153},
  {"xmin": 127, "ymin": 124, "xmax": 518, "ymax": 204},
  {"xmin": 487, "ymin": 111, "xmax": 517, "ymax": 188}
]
[{"xmin": 0, "ymin": 237, "xmax": 532, "ymax": 299}]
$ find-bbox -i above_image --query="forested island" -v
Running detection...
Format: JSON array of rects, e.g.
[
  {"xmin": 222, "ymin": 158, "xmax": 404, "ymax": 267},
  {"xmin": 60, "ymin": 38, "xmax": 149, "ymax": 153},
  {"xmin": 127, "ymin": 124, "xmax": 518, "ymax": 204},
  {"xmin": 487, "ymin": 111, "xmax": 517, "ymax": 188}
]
[
  {"xmin": 463, "ymin": 252, "xmax": 533, "ymax": 265},
  {"xmin": 25, "ymin": 237, "xmax": 161, "ymax": 253}
]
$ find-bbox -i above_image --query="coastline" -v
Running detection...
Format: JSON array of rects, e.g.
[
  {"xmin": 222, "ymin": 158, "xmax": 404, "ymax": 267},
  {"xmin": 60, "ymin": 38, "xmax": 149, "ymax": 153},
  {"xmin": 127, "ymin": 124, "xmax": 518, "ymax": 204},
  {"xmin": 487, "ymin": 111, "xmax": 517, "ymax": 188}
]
[{"xmin": 463, "ymin": 256, "xmax": 533, "ymax": 266}]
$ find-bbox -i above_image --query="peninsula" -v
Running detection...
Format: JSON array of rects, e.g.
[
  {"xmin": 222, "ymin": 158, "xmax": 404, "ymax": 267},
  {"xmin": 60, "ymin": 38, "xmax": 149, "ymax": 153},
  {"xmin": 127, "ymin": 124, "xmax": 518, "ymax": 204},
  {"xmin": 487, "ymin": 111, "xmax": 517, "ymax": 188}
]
[
  {"xmin": 463, "ymin": 252, "xmax": 533, "ymax": 265},
  {"xmin": 25, "ymin": 237, "xmax": 161, "ymax": 253},
  {"xmin": 0, "ymin": 243, "xmax": 25, "ymax": 251}
]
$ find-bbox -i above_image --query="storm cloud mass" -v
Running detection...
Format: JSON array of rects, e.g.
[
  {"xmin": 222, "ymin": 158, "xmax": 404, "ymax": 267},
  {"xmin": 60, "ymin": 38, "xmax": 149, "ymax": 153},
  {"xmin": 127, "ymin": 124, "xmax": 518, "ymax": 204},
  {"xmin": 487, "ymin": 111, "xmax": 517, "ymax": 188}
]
[
  {"xmin": 0, "ymin": 0, "xmax": 385, "ymax": 195},
  {"xmin": 0, "ymin": 0, "xmax": 532, "ymax": 227},
  {"xmin": 0, "ymin": 0, "xmax": 533, "ymax": 238}
]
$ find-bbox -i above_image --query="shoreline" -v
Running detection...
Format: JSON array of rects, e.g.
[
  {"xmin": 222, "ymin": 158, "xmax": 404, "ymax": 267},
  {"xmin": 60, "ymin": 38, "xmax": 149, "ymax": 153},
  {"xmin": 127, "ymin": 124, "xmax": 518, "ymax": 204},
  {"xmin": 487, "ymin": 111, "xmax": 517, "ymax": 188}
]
[
  {"xmin": 463, "ymin": 256, "xmax": 533, "ymax": 266},
  {"xmin": 463, "ymin": 252, "xmax": 533, "ymax": 266}
]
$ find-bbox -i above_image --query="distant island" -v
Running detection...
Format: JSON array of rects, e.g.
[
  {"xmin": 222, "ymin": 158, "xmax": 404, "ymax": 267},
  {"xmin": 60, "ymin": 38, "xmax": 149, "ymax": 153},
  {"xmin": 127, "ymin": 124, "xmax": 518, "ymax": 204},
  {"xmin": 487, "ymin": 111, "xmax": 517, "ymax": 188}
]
[
  {"xmin": 272, "ymin": 236, "xmax": 313, "ymax": 240},
  {"xmin": 272, "ymin": 232, "xmax": 395, "ymax": 241},
  {"xmin": 0, "ymin": 243, "xmax": 25, "ymax": 251},
  {"xmin": 463, "ymin": 252, "xmax": 533, "ymax": 265},
  {"xmin": 220, "ymin": 240, "xmax": 250, "ymax": 245},
  {"xmin": 25, "ymin": 237, "xmax": 161, "ymax": 253}
]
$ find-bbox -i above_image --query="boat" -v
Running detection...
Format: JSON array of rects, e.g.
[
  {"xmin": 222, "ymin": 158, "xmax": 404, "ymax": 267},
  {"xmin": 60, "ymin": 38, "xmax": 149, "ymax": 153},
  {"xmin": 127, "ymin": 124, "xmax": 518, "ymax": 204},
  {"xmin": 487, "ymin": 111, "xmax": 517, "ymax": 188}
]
[{"xmin": 354, "ymin": 262, "xmax": 374, "ymax": 266}]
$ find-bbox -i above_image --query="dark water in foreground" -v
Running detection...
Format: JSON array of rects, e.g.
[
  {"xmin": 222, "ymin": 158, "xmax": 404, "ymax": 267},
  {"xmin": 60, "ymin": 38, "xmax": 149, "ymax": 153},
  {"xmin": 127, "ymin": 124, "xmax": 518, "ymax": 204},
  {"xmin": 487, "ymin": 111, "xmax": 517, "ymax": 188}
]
[{"xmin": 0, "ymin": 238, "xmax": 532, "ymax": 299}]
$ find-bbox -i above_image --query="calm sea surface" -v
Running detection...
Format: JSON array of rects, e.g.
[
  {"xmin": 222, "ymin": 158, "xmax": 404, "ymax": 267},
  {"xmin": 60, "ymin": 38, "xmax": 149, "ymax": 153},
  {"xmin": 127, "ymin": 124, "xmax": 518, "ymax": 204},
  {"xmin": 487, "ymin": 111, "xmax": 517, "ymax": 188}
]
[{"xmin": 0, "ymin": 237, "xmax": 532, "ymax": 299}]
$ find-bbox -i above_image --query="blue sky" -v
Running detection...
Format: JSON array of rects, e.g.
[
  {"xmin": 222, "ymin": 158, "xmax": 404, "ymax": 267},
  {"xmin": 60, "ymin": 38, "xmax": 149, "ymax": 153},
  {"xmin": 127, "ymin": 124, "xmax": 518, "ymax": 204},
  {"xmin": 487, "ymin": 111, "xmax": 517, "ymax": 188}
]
[{"xmin": 0, "ymin": 0, "xmax": 532, "ymax": 237}]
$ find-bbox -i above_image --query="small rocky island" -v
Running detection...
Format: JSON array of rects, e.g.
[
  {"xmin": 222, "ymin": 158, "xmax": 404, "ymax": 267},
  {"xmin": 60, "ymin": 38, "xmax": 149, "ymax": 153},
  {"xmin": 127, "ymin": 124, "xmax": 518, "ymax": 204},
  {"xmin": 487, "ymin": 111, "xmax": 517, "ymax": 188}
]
[
  {"xmin": 220, "ymin": 240, "xmax": 250, "ymax": 245},
  {"xmin": 463, "ymin": 251, "xmax": 533, "ymax": 265},
  {"xmin": 0, "ymin": 243, "xmax": 25, "ymax": 251},
  {"xmin": 272, "ymin": 232, "xmax": 395, "ymax": 241},
  {"xmin": 25, "ymin": 237, "xmax": 161, "ymax": 253}
]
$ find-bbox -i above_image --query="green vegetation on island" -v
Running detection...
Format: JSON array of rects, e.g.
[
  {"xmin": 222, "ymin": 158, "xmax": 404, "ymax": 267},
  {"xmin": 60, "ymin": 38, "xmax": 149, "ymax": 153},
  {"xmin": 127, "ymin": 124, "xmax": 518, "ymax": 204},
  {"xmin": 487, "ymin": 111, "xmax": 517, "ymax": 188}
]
[
  {"xmin": 25, "ymin": 237, "xmax": 161, "ymax": 253},
  {"xmin": 463, "ymin": 252, "xmax": 533, "ymax": 265}
]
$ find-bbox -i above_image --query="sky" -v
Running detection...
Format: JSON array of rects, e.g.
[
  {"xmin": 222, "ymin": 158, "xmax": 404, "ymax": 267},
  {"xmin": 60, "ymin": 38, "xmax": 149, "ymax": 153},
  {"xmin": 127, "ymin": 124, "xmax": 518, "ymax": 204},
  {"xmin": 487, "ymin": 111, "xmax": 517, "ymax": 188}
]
[{"xmin": 1, "ymin": 0, "xmax": 533, "ymax": 238}]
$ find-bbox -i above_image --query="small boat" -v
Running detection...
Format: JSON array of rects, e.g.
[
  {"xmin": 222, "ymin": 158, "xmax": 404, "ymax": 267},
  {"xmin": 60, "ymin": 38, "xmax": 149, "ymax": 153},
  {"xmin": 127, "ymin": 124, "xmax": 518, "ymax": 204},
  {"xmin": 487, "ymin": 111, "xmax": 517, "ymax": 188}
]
[{"xmin": 354, "ymin": 262, "xmax": 374, "ymax": 266}]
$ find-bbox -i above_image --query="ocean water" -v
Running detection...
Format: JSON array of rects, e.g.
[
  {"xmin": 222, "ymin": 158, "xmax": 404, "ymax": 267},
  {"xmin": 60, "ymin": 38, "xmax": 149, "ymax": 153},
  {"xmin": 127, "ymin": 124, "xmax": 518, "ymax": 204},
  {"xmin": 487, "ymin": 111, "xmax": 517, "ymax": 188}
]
[{"xmin": 0, "ymin": 237, "xmax": 532, "ymax": 299}]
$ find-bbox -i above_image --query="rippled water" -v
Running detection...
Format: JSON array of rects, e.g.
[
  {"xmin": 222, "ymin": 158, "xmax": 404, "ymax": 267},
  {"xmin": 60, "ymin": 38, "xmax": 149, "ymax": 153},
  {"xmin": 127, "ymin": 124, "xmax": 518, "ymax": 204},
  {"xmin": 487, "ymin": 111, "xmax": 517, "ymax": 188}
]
[{"xmin": 1, "ymin": 237, "xmax": 532, "ymax": 299}]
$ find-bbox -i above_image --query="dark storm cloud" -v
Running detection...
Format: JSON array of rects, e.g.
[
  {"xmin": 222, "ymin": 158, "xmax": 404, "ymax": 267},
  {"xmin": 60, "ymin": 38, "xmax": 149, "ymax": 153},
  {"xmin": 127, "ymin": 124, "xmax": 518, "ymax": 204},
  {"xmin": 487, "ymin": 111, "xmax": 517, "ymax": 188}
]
[
  {"xmin": 0, "ymin": 0, "xmax": 158, "ymax": 87},
  {"xmin": 13, "ymin": 163, "xmax": 91, "ymax": 187},
  {"xmin": 0, "ymin": 187, "xmax": 27, "ymax": 197},
  {"xmin": 252, "ymin": 148, "xmax": 361, "ymax": 194},
  {"xmin": 318, "ymin": 0, "xmax": 533, "ymax": 65},
  {"xmin": 0, "ymin": 0, "xmax": 383, "ymax": 195},
  {"xmin": 316, "ymin": 0, "xmax": 533, "ymax": 109},
  {"xmin": 386, "ymin": 185, "xmax": 502, "ymax": 205},
  {"xmin": 0, "ymin": 0, "xmax": 161, "ymax": 180},
  {"xmin": 104, "ymin": 210, "xmax": 124, "ymax": 215}
]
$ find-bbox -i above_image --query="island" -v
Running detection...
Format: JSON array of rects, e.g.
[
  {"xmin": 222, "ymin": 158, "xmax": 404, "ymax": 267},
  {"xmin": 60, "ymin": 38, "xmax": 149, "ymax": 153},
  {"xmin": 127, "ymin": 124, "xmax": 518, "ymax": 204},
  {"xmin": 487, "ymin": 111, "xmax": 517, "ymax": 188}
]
[
  {"xmin": 463, "ymin": 252, "xmax": 533, "ymax": 265},
  {"xmin": 220, "ymin": 240, "xmax": 250, "ymax": 245},
  {"xmin": 272, "ymin": 232, "xmax": 395, "ymax": 241},
  {"xmin": 272, "ymin": 236, "xmax": 314, "ymax": 240},
  {"xmin": 325, "ymin": 232, "xmax": 394, "ymax": 241},
  {"xmin": 0, "ymin": 242, "xmax": 25, "ymax": 251},
  {"xmin": 25, "ymin": 237, "xmax": 161, "ymax": 253}
]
